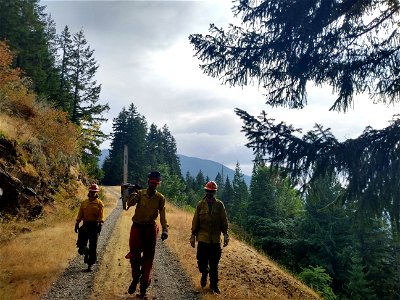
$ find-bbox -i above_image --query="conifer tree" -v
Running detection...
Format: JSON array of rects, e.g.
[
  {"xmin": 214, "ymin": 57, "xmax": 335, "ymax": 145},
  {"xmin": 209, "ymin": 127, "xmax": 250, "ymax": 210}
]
[
  {"xmin": 214, "ymin": 172, "xmax": 223, "ymax": 199},
  {"xmin": 146, "ymin": 123, "xmax": 163, "ymax": 170},
  {"xmin": 102, "ymin": 109, "xmax": 129, "ymax": 185},
  {"xmin": 161, "ymin": 125, "xmax": 181, "ymax": 176},
  {"xmin": 221, "ymin": 176, "xmax": 233, "ymax": 219},
  {"xmin": 69, "ymin": 28, "xmax": 108, "ymax": 125},
  {"xmin": 195, "ymin": 170, "xmax": 205, "ymax": 191},
  {"xmin": 56, "ymin": 25, "xmax": 74, "ymax": 112},
  {"xmin": 125, "ymin": 103, "xmax": 147, "ymax": 184},
  {"xmin": 231, "ymin": 162, "xmax": 248, "ymax": 225}
]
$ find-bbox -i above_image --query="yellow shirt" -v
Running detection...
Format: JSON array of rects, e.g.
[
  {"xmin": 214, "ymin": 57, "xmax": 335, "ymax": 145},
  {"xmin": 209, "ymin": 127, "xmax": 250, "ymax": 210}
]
[
  {"xmin": 127, "ymin": 189, "xmax": 168, "ymax": 230},
  {"xmin": 191, "ymin": 197, "xmax": 228, "ymax": 243},
  {"xmin": 76, "ymin": 198, "xmax": 104, "ymax": 223}
]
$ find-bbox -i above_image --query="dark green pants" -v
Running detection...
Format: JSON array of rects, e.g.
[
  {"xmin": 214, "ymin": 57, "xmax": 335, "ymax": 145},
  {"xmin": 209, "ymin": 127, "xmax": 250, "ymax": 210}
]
[
  {"xmin": 76, "ymin": 221, "xmax": 99, "ymax": 265},
  {"xmin": 197, "ymin": 241, "xmax": 221, "ymax": 287}
]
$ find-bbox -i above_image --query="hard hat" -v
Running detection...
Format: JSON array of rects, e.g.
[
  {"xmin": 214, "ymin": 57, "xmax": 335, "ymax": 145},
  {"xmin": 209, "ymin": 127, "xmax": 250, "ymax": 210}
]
[
  {"xmin": 204, "ymin": 181, "xmax": 218, "ymax": 191},
  {"xmin": 148, "ymin": 171, "xmax": 162, "ymax": 182},
  {"xmin": 88, "ymin": 183, "xmax": 100, "ymax": 192}
]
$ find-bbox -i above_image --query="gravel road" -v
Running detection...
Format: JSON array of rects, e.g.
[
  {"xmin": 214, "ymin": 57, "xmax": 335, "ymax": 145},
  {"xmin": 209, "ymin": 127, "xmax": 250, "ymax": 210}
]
[{"xmin": 41, "ymin": 187, "xmax": 200, "ymax": 300}]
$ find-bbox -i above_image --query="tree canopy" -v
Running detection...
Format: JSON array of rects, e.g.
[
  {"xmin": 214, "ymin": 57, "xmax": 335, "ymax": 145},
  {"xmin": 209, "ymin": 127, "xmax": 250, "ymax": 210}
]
[{"xmin": 189, "ymin": 0, "xmax": 400, "ymax": 112}]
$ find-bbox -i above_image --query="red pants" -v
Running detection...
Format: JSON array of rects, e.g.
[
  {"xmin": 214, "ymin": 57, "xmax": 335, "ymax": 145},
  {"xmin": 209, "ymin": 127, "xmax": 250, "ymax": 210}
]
[{"xmin": 129, "ymin": 222, "xmax": 159, "ymax": 289}]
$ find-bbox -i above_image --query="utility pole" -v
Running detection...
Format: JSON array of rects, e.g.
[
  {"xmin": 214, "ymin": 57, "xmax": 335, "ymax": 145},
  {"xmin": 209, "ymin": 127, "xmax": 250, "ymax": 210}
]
[
  {"xmin": 121, "ymin": 144, "xmax": 128, "ymax": 210},
  {"xmin": 123, "ymin": 144, "xmax": 128, "ymax": 183}
]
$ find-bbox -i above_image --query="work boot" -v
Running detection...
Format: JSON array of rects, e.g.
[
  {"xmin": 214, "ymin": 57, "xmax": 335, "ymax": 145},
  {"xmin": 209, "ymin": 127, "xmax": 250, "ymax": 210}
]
[
  {"xmin": 84, "ymin": 264, "xmax": 92, "ymax": 272},
  {"xmin": 139, "ymin": 286, "xmax": 147, "ymax": 298},
  {"xmin": 128, "ymin": 278, "xmax": 139, "ymax": 295},
  {"xmin": 210, "ymin": 284, "xmax": 220, "ymax": 294},
  {"xmin": 200, "ymin": 273, "xmax": 207, "ymax": 287}
]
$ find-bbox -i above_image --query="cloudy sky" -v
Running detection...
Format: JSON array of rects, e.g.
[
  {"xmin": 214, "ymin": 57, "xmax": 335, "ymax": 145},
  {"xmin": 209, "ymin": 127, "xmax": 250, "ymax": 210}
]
[{"xmin": 42, "ymin": 0, "xmax": 399, "ymax": 175}]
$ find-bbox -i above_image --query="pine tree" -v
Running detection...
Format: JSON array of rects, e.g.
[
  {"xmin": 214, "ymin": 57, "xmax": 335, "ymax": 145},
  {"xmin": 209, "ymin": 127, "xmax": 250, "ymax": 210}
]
[
  {"xmin": 190, "ymin": 1, "xmax": 400, "ymax": 111},
  {"xmin": 125, "ymin": 104, "xmax": 148, "ymax": 184},
  {"xmin": 231, "ymin": 162, "xmax": 248, "ymax": 225},
  {"xmin": 69, "ymin": 28, "xmax": 108, "ymax": 125},
  {"xmin": 56, "ymin": 26, "xmax": 74, "ymax": 113},
  {"xmin": 146, "ymin": 123, "xmax": 163, "ymax": 170},
  {"xmin": 195, "ymin": 170, "xmax": 205, "ymax": 191},
  {"xmin": 214, "ymin": 172, "xmax": 223, "ymax": 199},
  {"xmin": 102, "ymin": 109, "xmax": 129, "ymax": 185},
  {"xmin": 161, "ymin": 125, "xmax": 181, "ymax": 176},
  {"xmin": 221, "ymin": 176, "xmax": 233, "ymax": 219}
]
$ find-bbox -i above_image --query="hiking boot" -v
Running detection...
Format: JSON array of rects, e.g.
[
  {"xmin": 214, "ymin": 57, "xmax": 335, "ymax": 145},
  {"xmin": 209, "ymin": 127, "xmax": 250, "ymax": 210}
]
[
  {"xmin": 84, "ymin": 264, "xmax": 92, "ymax": 272},
  {"xmin": 200, "ymin": 273, "xmax": 207, "ymax": 287},
  {"xmin": 210, "ymin": 284, "xmax": 220, "ymax": 294},
  {"xmin": 139, "ymin": 287, "xmax": 147, "ymax": 298},
  {"xmin": 128, "ymin": 278, "xmax": 139, "ymax": 295}
]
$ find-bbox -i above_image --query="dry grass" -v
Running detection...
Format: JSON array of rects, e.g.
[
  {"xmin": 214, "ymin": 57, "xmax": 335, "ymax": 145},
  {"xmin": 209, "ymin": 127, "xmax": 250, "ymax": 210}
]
[{"xmin": 0, "ymin": 186, "xmax": 118, "ymax": 300}]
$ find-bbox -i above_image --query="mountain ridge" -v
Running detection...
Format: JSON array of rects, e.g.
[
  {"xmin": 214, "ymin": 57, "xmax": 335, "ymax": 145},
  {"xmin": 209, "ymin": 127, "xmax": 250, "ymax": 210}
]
[{"xmin": 99, "ymin": 150, "xmax": 251, "ymax": 185}]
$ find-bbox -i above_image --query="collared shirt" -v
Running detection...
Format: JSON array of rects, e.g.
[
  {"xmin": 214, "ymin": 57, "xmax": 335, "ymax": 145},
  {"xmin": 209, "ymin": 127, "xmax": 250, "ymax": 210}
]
[
  {"xmin": 76, "ymin": 198, "xmax": 104, "ymax": 223},
  {"xmin": 127, "ymin": 189, "xmax": 168, "ymax": 230},
  {"xmin": 191, "ymin": 196, "xmax": 228, "ymax": 244}
]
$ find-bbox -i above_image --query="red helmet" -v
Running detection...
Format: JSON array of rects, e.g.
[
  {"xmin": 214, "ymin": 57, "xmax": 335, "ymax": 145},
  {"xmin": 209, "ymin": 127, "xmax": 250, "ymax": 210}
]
[
  {"xmin": 204, "ymin": 181, "xmax": 218, "ymax": 191},
  {"xmin": 88, "ymin": 183, "xmax": 100, "ymax": 192}
]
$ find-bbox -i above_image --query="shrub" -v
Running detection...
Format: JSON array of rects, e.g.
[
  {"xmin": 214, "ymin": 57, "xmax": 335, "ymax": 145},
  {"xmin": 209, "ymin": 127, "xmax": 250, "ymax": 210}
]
[{"xmin": 298, "ymin": 266, "xmax": 336, "ymax": 300}]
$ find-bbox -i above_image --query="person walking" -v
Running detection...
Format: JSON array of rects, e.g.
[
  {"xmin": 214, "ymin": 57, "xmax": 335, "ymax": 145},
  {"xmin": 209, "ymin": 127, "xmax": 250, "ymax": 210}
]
[
  {"xmin": 190, "ymin": 181, "xmax": 229, "ymax": 294},
  {"xmin": 125, "ymin": 171, "xmax": 169, "ymax": 299},
  {"xmin": 75, "ymin": 183, "xmax": 104, "ymax": 272}
]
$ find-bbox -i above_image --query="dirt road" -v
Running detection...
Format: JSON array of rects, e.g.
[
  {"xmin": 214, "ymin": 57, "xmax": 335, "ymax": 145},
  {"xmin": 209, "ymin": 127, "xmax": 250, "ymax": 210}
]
[{"xmin": 41, "ymin": 186, "xmax": 199, "ymax": 300}]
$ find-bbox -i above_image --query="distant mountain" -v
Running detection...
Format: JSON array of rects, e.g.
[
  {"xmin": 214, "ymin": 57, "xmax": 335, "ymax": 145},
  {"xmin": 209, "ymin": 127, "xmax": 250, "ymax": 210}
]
[
  {"xmin": 98, "ymin": 150, "xmax": 251, "ymax": 186},
  {"xmin": 99, "ymin": 149, "xmax": 109, "ymax": 167},
  {"xmin": 178, "ymin": 154, "xmax": 251, "ymax": 186}
]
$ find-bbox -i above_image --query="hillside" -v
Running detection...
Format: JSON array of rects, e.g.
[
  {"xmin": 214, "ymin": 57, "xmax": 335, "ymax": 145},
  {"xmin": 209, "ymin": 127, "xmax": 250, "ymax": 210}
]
[{"xmin": 0, "ymin": 41, "xmax": 85, "ymax": 220}]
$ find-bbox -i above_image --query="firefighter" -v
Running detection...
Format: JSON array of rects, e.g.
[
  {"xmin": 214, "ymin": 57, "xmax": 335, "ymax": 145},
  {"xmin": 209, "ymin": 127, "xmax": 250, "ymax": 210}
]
[
  {"xmin": 190, "ymin": 181, "xmax": 229, "ymax": 294},
  {"xmin": 75, "ymin": 183, "xmax": 104, "ymax": 272},
  {"xmin": 125, "ymin": 171, "xmax": 169, "ymax": 299}
]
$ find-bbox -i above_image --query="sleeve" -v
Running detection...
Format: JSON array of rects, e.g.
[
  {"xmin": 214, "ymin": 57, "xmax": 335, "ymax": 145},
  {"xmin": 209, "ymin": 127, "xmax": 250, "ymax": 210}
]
[
  {"xmin": 98, "ymin": 200, "xmax": 105, "ymax": 223},
  {"xmin": 126, "ymin": 191, "xmax": 140, "ymax": 208},
  {"xmin": 191, "ymin": 204, "xmax": 200, "ymax": 236},
  {"xmin": 76, "ymin": 202, "xmax": 83, "ymax": 222},
  {"xmin": 220, "ymin": 202, "xmax": 228, "ymax": 235},
  {"xmin": 159, "ymin": 195, "xmax": 169, "ymax": 230}
]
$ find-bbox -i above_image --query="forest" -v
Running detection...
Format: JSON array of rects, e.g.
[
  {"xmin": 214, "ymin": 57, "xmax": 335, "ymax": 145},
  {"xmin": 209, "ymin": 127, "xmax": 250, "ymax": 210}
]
[{"xmin": 0, "ymin": 1, "xmax": 399, "ymax": 299}]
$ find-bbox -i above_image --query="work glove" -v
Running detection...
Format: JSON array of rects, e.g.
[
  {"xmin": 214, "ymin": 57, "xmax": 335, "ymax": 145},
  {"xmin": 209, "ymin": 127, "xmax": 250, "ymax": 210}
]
[
  {"xmin": 74, "ymin": 223, "xmax": 79, "ymax": 233},
  {"xmin": 97, "ymin": 223, "xmax": 102, "ymax": 234},
  {"xmin": 161, "ymin": 229, "xmax": 168, "ymax": 241},
  {"xmin": 190, "ymin": 234, "xmax": 196, "ymax": 248},
  {"xmin": 223, "ymin": 233, "xmax": 229, "ymax": 247}
]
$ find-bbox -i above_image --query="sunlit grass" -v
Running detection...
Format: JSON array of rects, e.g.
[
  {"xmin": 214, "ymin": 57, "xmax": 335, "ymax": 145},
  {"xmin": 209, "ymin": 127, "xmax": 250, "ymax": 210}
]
[{"xmin": 0, "ymin": 185, "xmax": 118, "ymax": 300}]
